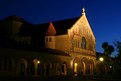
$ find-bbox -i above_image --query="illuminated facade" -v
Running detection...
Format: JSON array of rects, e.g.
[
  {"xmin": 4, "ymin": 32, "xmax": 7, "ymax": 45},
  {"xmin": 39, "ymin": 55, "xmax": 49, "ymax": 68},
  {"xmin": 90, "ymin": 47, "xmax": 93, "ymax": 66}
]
[{"xmin": 0, "ymin": 8, "xmax": 97, "ymax": 77}]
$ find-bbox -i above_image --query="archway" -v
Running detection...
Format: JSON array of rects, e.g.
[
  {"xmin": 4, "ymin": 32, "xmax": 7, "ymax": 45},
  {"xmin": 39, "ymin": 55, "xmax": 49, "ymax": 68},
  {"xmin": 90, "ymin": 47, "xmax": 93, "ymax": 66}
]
[
  {"xmin": 55, "ymin": 63, "xmax": 61, "ymax": 76},
  {"xmin": 30, "ymin": 62, "xmax": 35, "ymax": 76},
  {"xmin": 80, "ymin": 57, "xmax": 88, "ymax": 75},
  {"xmin": 73, "ymin": 57, "xmax": 80, "ymax": 76},
  {"xmin": 32, "ymin": 59, "xmax": 41, "ymax": 76},
  {"xmin": 88, "ymin": 59, "xmax": 94, "ymax": 75},
  {"xmin": 81, "ymin": 62, "xmax": 86, "ymax": 75},
  {"xmin": 20, "ymin": 63, "xmax": 26, "ymax": 75},
  {"xmin": 43, "ymin": 61, "xmax": 52, "ymax": 77},
  {"xmin": 18, "ymin": 58, "xmax": 27, "ymax": 76}
]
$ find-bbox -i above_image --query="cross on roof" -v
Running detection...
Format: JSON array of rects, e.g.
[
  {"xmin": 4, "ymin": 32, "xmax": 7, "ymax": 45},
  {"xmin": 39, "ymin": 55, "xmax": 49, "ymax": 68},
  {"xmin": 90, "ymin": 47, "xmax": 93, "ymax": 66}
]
[{"xmin": 82, "ymin": 8, "xmax": 85, "ymax": 13}]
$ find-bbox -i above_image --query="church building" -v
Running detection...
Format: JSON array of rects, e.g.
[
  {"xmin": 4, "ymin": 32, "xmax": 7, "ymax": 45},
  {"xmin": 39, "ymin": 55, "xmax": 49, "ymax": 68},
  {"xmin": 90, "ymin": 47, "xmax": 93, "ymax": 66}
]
[{"xmin": 0, "ymin": 8, "xmax": 97, "ymax": 77}]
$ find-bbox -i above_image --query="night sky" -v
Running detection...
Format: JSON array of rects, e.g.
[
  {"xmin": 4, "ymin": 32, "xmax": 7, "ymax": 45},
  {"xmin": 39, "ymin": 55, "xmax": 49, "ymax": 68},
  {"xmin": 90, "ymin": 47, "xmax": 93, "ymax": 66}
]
[{"xmin": 0, "ymin": 0, "xmax": 121, "ymax": 56}]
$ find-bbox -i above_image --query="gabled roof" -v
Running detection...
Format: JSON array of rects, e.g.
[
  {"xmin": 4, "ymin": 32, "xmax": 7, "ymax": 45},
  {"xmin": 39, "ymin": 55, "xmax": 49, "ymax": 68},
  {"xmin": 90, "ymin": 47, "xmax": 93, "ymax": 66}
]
[{"xmin": 36, "ymin": 17, "xmax": 80, "ymax": 35}]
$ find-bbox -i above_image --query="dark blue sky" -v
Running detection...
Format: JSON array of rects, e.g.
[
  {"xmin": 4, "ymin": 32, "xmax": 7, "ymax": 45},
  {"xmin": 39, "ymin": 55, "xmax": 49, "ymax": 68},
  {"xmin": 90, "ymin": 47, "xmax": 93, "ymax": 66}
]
[{"xmin": 0, "ymin": 0, "xmax": 121, "ymax": 56}]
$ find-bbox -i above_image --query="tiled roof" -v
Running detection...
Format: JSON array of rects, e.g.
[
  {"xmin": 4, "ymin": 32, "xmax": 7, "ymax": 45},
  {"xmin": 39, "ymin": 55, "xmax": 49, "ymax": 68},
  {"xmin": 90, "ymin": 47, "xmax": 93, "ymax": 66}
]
[
  {"xmin": 36, "ymin": 17, "xmax": 79, "ymax": 35},
  {"xmin": 0, "ymin": 15, "xmax": 80, "ymax": 50},
  {"xmin": 0, "ymin": 15, "xmax": 79, "ymax": 36}
]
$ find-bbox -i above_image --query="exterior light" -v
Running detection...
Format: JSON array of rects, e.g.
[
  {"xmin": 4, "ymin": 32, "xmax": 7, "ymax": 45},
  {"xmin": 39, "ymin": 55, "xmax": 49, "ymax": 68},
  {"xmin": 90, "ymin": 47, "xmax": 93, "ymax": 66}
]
[
  {"xmin": 37, "ymin": 60, "xmax": 40, "ymax": 64},
  {"xmin": 99, "ymin": 57, "xmax": 104, "ymax": 62},
  {"xmin": 74, "ymin": 63, "xmax": 77, "ymax": 66},
  {"xmin": 110, "ymin": 66, "xmax": 112, "ymax": 68}
]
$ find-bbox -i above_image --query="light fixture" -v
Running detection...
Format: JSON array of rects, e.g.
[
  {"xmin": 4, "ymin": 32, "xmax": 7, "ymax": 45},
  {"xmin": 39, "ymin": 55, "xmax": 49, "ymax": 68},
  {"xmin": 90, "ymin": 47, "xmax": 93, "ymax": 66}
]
[
  {"xmin": 99, "ymin": 57, "xmax": 104, "ymax": 62},
  {"xmin": 37, "ymin": 60, "xmax": 40, "ymax": 64}
]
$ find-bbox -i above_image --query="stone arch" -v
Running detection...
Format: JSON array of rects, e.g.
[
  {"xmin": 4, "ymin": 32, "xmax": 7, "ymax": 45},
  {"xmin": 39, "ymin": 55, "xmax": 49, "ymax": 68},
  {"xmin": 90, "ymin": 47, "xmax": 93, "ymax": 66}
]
[
  {"xmin": 88, "ymin": 59, "xmax": 94, "ymax": 75},
  {"xmin": 55, "ymin": 63, "xmax": 61, "ymax": 76},
  {"xmin": 32, "ymin": 59, "xmax": 41, "ymax": 76},
  {"xmin": 73, "ymin": 57, "xmax": 80, "ymax": 63},
  {"xmin": 80, "ymin": 57, "xmax": 88, "ymax": 75},
  {"xmin": 43, "ymin": 61, "xmax": 52, "ymax": 77},
  {"xmin": 17, "ymin": 58, "xmax": 27, "ymax": 76},
  {"xmin": 73, "ymin": 57, "xmax": 80, "ymax": 76}
]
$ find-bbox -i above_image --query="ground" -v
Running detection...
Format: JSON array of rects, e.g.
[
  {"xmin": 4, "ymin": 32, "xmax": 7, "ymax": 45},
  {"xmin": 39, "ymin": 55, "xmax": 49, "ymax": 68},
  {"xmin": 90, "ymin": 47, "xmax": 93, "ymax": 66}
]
[{"xmin": 0, "ymin": 75, "xmax": 121, "ymax": 81}]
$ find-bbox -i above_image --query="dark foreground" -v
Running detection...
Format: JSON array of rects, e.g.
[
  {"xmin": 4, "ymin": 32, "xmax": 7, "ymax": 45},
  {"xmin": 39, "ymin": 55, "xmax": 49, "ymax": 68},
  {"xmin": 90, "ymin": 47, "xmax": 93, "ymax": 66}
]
[{"xmin": 0, "ymin": 75, "xmax": 121, "ymax": 81}]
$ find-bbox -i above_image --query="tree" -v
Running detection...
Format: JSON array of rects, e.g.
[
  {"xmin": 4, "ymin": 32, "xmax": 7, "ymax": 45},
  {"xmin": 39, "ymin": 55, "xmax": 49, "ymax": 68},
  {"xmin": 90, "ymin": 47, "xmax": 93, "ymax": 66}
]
[
  {"xmin": 114, "ymin": 41, "xmax": 121, "ymax": 59},
  {"xmin": 101, "ymin": 42, "xmax": 114, "ymax": 75},
  {"xmin": 113, "ymin": 41, "xmax": 121, "ymax": 75},
  {"xmin": 102, "ymin": 42, "xmax": 108, "ymax": 54},
  {"xmin": 102, "ymin": 42, "xmax": 114, "ymax": 56}
]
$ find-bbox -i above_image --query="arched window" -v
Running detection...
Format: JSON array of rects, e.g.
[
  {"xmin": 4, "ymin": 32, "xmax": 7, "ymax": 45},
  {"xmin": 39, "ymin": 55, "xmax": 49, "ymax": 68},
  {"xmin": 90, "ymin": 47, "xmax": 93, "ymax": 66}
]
[{"xmin": 81, "ymin": 37, "xmax": 86, "ymax": 49}]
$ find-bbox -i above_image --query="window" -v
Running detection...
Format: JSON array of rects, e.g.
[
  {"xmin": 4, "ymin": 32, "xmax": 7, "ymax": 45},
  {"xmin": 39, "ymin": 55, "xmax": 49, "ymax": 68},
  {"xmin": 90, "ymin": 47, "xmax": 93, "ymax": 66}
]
[
  {"xmin": 46, "ymin": 38, "xmax": 48, "ymax": 42},
  {"xmin": 46, "ymin": 37, "xmax": 52, "ymax": 42},
  {"xmin": 81, "ymin": 37, "xmax": 86, "ymax": 49},
  {"xmin": 49, "ymin": 37, "xmax": 52, "ymax": 42}
]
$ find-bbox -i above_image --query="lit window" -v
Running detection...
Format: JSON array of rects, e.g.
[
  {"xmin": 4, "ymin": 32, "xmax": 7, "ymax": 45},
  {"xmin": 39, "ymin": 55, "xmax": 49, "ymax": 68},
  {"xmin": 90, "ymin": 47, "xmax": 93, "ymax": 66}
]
[{"xmin": 81, "ymin": 37, "xmax": 86, "ymax": 49}]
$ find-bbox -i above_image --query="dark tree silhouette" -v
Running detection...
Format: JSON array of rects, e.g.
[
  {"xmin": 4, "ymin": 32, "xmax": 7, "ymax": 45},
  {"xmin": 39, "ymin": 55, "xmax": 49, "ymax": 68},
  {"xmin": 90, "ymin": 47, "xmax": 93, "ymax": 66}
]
[
  {"xmin": 101, "ymin": 42, "xmax": 114, "ymax": 75},
  {"xmin": 102, "ymin": 42, "xmax": 114, "ymax": 56},
  {"xmin": 102, "ymin": 42, "xmax": 108, "ymax": 49},
  {"xmin": 113, "ymin": 41, "xmax": 121, "ymax": 75},
  {"xmin": 102, "ymin": 42, "xmax": 109, "ymax": 54},
  {"xmin": 114, "ymin": 41, "xmax": 121, "ymax": 58},
  {"xmin": 107, "ymin": 45, "xmax": 114, "ymax": 55}
]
